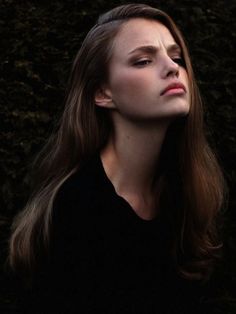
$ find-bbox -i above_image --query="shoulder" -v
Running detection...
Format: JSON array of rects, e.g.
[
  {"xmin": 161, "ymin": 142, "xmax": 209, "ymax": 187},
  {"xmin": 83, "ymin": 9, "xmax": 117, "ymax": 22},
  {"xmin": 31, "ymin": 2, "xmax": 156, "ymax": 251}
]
[
  {"xmin": 54, "ymin": 154, "xmax": 105, "ymax": 208},
  {"xmin": 52, "ymin": 153, "xmax": 111, "ymax": 227},
  {"xmin": 49, "ymin": 154, "xmax": 108, "ymax": 251}
]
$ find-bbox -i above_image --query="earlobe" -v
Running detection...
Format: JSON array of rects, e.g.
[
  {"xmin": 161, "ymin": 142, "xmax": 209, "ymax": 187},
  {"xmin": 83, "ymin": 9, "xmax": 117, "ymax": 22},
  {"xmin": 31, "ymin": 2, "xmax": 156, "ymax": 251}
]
[{"xmin": 95, "ymin": 87, "xmax": 115, "ymax": 109}]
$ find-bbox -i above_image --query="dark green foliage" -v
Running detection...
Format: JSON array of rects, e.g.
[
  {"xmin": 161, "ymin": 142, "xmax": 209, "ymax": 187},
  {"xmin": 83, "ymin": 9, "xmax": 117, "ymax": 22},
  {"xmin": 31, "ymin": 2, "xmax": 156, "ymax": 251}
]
[{"xmin": 0, "ymin": 0, "xmax": 236, "ymax": 312}]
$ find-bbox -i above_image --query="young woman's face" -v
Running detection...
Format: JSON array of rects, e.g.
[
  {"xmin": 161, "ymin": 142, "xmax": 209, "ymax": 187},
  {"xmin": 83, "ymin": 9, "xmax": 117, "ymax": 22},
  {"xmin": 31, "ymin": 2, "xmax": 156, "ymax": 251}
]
[{"xmin": 104, "ymin": 18, "xmax": 190, "ymax": 123}]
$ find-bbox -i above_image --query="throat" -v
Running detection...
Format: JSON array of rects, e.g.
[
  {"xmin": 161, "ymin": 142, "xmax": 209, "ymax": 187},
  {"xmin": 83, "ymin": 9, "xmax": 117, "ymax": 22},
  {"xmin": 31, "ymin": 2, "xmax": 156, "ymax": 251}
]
[{"xmin": 120, "ymin": 192, "xmax": 159, "ymax": 221}]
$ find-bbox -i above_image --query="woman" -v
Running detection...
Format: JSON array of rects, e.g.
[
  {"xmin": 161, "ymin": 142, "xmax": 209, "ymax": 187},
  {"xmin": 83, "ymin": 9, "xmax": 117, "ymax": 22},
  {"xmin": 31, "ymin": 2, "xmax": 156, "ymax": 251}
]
[{"xmin": 9, "ymin": 4, "xmax": 225, "ymax": 313}]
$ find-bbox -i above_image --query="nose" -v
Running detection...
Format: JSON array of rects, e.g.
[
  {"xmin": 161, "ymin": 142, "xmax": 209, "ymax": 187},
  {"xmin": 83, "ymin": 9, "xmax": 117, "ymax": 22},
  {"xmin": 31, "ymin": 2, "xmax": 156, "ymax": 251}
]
[{"xmin": 160, "ymin": 54, "xmax": 179, "ymax": 79}]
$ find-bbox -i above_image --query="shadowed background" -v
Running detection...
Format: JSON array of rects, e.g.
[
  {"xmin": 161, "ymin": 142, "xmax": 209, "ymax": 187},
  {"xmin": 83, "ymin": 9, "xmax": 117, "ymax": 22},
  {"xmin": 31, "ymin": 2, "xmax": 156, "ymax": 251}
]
[{"xmin": 0, "ymin": 0, "xmax": 236, "ymax": 312}]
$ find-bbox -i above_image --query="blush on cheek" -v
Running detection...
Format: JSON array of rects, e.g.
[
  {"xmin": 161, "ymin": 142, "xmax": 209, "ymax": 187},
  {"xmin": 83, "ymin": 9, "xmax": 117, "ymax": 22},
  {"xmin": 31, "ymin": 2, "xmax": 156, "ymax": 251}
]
[{"xmin": 110, "ymin": 70, "xmax": 151, "ymax": 95}]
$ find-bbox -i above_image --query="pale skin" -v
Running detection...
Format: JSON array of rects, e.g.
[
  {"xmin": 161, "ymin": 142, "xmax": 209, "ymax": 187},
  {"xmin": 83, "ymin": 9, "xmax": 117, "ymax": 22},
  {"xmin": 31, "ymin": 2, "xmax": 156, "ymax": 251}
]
[{"xmin": 95, "ymin": 18, "xmax": 190, "ymax": 220}]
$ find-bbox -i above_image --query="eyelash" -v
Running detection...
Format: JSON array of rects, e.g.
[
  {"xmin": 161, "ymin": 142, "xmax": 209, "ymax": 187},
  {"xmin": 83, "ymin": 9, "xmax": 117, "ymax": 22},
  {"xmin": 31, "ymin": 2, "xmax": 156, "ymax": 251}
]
[
  {"xmin": 133, "ymin": 57, "xmax": 186, "ymax": 68},
  {"xmin": 172, "ymin": 57, "xmax": 186, "ymax": 67},
  {"xmin": 133, "ymin": 59, "xmax": 152, "ymax": 67}
]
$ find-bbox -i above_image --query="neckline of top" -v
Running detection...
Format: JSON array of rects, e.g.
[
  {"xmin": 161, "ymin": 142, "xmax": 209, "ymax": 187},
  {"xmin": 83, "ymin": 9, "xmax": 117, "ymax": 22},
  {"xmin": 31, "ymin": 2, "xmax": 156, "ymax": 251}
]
[{"xmin": 92, "ymin": 152, "xmax": 163, "ymax": 225}]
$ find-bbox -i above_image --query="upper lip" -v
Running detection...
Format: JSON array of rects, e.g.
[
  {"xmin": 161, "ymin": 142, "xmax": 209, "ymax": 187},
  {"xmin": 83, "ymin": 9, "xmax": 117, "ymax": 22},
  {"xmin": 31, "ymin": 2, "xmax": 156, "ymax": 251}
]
[{"xmin": 160, "ymin": 82, "xmax": 186, "ymax": 95}]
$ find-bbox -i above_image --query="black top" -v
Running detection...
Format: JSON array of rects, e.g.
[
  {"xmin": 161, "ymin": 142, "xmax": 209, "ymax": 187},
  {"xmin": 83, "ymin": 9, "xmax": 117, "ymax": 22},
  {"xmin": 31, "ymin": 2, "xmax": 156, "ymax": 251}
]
[{"xmin": 23, "ymin": 154, "xmax": 205, "ymax": 313}]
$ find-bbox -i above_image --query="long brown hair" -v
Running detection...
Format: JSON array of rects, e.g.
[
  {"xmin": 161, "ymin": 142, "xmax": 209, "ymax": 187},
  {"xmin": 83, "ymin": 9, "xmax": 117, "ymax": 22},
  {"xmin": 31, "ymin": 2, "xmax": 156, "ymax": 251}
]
[{"xmin": 9, "ymin": 3, "xmax": 226, "ymax": 281}]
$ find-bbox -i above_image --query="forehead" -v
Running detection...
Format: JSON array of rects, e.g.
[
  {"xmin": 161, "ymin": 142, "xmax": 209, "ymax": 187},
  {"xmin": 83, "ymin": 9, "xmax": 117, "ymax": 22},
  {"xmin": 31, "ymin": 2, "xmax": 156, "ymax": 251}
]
[{"xmin": 112, "ymin": 18, "xmax": 177, "ymax": 57}]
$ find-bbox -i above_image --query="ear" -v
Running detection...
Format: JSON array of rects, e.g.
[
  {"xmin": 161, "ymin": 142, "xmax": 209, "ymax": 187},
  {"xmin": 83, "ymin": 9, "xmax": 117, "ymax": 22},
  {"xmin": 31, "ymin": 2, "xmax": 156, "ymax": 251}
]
[{"xmin": 94, "ymin": 86, "xmax": 115, "ymax": 109}]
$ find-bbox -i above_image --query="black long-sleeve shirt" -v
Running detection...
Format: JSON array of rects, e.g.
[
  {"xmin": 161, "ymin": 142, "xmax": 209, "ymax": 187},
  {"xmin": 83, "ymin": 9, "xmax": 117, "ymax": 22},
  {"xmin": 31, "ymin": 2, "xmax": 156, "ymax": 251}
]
[{"xmin": 22, "ymin": 153, "xmax": 205, "ymax": 313}]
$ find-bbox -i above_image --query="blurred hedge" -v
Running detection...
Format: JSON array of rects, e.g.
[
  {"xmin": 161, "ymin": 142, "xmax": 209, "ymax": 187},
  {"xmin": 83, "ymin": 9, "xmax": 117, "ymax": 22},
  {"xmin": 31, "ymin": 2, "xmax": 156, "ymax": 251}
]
[{"xmin": 0, "ymin": 0, "xmax": 236, "ymax": 312}]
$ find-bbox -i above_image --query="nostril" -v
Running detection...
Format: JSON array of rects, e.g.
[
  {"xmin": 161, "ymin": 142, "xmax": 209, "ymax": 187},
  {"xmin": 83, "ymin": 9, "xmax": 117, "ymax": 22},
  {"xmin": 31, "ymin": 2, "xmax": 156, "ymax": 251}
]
[{"xmin": 166, "ymin": 67, "xmax": 179, "ymax": 77}]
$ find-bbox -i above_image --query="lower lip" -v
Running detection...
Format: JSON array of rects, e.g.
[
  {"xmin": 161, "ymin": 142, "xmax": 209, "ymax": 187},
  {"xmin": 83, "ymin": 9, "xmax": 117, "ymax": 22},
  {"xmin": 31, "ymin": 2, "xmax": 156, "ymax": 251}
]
[{"xmin": 162, "ymin": 88, "xmax": 185, "ymax": 96}]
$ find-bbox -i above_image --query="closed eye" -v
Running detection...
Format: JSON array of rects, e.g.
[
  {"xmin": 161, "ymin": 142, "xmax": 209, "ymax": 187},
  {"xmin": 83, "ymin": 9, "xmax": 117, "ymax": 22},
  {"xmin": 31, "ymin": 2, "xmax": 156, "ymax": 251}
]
[
  {"xmin": 172, "ymin": 57, "xmax": 186, "ymax": 67},
  {"xmin": 133, "ymin": 59, "xmax": 152, "ymax": 67}
]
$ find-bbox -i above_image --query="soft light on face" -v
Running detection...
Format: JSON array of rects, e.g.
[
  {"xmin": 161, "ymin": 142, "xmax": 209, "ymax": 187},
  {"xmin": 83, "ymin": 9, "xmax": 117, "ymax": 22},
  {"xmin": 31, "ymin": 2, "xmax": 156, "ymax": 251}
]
[{"xmin": 103, "ymin": 18, "xmax": 190, "ymax": 123}]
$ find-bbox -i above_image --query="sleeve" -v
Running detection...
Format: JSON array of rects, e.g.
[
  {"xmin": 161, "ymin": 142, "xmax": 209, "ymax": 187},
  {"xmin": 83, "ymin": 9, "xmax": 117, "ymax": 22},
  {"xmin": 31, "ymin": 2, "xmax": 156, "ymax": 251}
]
[{"xmin": 25, "ymin": 180, "xmax": 99, "ymax": 313}]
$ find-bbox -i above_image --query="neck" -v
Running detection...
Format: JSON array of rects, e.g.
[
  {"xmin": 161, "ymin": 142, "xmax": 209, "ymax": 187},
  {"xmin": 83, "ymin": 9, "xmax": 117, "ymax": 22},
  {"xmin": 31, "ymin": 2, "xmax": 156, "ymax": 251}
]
[{"xmin": 100, "ymin": 118, "xmax": 170, "ymax": 219}]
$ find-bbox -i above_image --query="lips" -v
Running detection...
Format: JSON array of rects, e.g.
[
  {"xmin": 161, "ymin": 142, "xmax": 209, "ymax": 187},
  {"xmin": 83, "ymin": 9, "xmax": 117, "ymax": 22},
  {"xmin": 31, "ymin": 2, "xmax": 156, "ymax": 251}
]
[{"xmin": 160, "ymin": 82, "xmax": 186, "ymax": 96}]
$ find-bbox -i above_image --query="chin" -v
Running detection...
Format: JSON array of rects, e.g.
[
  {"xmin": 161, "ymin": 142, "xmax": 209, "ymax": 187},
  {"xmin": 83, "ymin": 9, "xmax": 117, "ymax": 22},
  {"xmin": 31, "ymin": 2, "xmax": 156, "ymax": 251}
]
[
  {"xmin": 169, "ymin": 103, "xmax": 190, "ymax": 117},
  {"xmin": 175, "ymin": 108, "xmax": 190, "ymax": 117}
]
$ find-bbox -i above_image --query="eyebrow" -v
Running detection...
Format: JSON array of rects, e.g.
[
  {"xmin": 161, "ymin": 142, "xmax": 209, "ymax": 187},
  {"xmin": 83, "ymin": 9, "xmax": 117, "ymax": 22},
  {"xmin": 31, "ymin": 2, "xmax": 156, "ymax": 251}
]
[{"xmin": 128, "ymin": 44, "xmax": 181, "ymax": 55}]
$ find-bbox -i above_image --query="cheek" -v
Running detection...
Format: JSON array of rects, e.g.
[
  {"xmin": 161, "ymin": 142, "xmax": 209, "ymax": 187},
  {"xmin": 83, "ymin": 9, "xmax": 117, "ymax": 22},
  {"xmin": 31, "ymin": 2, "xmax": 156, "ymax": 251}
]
[
  {"xmin": 181, "ymin": 70, "xmax": 189, "ymax": 89},
  {"xmin": 182, "ymin": 71, "xmax": 190, "ymax": 101},
  {"xmin": 109, "ymin": 69, "xmax": 152, "ymax": 100}
]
